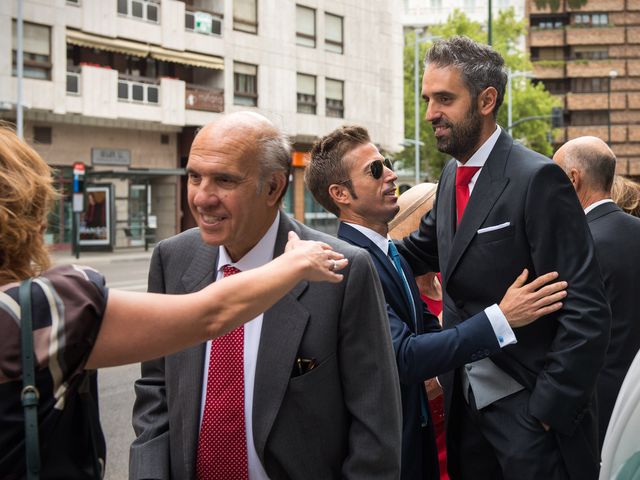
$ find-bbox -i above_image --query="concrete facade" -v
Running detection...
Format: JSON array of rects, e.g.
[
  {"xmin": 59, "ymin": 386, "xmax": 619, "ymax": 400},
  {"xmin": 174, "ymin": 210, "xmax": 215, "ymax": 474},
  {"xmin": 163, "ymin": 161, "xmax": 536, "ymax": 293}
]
[{"xmin": 1, "ymin": 0, "xmax": 404, "ymax": 247}]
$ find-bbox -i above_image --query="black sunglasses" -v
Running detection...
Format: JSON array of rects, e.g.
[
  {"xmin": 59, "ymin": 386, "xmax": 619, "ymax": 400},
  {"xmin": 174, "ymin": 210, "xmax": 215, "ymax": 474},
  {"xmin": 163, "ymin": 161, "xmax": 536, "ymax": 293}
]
[{"xmin": 368, "ymin": 158, "xmax": 394, "ymax": 179}]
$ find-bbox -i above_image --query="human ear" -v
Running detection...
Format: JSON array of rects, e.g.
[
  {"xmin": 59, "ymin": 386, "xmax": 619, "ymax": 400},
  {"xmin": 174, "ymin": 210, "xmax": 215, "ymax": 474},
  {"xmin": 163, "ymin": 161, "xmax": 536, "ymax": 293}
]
[{"xmin": 478, "ymin": 87, "xmax": 498, "ymax": 116}]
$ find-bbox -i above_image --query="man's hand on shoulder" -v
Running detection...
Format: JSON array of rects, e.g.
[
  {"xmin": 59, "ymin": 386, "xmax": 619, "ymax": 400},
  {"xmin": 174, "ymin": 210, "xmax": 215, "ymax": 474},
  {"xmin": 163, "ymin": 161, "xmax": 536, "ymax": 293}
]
[{"xmin": 499, "ymin": 269, "xmax": 567, "ymax": 328}]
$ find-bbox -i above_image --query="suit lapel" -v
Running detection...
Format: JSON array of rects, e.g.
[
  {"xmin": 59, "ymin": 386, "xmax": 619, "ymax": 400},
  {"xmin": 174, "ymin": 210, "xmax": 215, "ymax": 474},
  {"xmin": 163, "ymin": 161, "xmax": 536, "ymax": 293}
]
[
  {"xmin": 338, "ymin": 222, "xmax": 417, "ymax": 327},
  {"xmin": 437, "ymin": 160, "xmax": 457, "ymax": 278},
  {"xmin": 178, "ymin": 241, "xmax": 218, "ymax": 478},
  {"xmin": 444, "ymin": 132, "xmax": 511, "ymax": 285},
  {"xmin": 253, "ymin": 214, "xmax": 310, "ymax": 459}
]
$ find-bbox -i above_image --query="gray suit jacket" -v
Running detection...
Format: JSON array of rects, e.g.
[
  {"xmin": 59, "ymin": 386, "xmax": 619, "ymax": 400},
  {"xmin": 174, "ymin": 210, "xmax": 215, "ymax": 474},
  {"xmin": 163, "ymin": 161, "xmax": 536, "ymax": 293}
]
[{"xmin": 130, "ymin": 213, "xmax": 402, "ymax": 480}]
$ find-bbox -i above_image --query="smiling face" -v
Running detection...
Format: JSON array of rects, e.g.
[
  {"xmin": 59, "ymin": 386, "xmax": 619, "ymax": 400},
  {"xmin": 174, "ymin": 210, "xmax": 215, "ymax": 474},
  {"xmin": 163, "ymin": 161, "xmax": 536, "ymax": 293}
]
[
  {"xmin": 186, "ymin": 121, "xmax": 282, "ymax": 261},
  {"xmin": 334, "ymin": 142, "xmax": 399, "ymax": 236},
  {"xmin": 422, "ymin": 64, "xmax": 484, "ymax": 163}
]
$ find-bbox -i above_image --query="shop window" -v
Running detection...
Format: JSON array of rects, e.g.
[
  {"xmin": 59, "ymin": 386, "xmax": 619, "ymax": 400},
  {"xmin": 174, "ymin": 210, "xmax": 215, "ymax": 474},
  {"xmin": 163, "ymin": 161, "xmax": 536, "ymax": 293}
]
[{"xmin": 33, "ymin": 126, "xmax": 52, "ymax": 144}]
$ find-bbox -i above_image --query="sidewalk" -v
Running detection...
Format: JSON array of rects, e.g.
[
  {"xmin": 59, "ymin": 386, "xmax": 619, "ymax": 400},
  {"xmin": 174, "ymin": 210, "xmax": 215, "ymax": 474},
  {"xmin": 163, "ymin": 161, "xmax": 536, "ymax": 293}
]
[{"xmin": 51, "ymin": 246, "xmax": 155, "ymax": 267}]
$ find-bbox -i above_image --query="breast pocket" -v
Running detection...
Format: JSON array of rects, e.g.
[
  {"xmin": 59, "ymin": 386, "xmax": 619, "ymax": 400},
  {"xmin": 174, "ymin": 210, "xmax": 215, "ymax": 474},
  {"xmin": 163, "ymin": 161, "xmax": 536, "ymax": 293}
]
[{"xmin": 474, "ymin": 223, "xmax": 515, "ymax": 245}]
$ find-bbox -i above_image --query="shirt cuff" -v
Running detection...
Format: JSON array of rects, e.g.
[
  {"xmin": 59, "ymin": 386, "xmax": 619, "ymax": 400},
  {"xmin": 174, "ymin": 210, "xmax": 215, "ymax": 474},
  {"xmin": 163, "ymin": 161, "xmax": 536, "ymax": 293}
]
[{"xmin": 484, "ymin": 303, "xmax": 517, "ymax": 347}]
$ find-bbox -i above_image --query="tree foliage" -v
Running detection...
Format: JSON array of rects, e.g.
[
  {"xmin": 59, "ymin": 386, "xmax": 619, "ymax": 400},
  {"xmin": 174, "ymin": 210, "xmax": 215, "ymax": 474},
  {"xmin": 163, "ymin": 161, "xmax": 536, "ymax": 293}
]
[{"xmin": 396, "ymin": 8, "xmax": 560, "ymax": 182}]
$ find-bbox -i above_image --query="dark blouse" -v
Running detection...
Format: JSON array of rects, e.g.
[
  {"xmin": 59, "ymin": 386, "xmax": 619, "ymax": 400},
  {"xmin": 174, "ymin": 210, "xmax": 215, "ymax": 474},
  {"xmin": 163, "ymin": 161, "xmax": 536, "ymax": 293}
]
[{"xmin": 0, "ymin": 265, "xmax": 108, "ymax": 479}]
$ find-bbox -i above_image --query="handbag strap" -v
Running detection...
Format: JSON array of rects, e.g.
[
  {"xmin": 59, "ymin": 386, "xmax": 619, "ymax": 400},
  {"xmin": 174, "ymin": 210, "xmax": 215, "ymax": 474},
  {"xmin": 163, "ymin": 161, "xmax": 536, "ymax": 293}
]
[{"xmin": 19, "ymin": 278, "xmax": 40, "ymax": 480}]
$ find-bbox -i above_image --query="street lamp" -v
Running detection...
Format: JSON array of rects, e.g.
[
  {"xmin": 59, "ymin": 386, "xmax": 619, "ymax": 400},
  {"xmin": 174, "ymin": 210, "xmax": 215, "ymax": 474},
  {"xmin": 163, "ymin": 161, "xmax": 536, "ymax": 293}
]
[
  {"xmin": 608, "ymin": 69, "xmax": 618, "ymax": 146},
  {"xmin": 506, "ymin": 69, "xmax": 533, "ymax": 135}
]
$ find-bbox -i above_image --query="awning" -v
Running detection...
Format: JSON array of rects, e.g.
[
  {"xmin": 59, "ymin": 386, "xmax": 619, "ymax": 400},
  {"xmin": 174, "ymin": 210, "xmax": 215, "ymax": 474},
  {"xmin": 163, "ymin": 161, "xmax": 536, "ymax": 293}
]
[
  {"xmin": 66, "ymin": 29, "xmax": 149, "ymax": 58},
  {"xmin": 66, "ymin": 29, "xmax": 224, "ymax": 70},
  {"xmin": 149, "ymin": 46, "xmax": 224, "ymax": 70}
]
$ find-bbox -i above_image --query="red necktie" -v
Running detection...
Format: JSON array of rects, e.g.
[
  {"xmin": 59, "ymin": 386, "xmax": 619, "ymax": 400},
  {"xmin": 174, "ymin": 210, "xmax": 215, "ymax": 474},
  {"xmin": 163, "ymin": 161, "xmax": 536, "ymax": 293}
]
[
  {"xmin": 455, "ymin": 166, "xmax": 481, "ymax": 225},
  {"xmin": 196, "ymin": 264, "xmax": 249, "ymax": 480}
]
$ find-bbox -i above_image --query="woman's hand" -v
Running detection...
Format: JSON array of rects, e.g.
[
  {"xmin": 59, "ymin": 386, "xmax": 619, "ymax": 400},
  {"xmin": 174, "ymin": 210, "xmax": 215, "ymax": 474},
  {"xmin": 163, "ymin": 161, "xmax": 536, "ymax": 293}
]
[{"xmin": 285, "ymin": 231, "xmax": 348, "ymax": 282}]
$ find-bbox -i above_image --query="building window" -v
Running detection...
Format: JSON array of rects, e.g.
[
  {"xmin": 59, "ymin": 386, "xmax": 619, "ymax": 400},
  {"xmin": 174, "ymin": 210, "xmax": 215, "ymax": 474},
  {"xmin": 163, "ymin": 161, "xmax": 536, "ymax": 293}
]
[
  {"xmin": 573, "ymin": 13, "xmax": 608, "ymax": 26},
  {"xmin": 234, "ymin": 0, "xmax": 258, "ymax": 34},
  {"xmin": 11, "ymin": 21, "xmax": 51, "ymax": 80},
  {"xmin": 571, "ymin": 110, "xmax": 609, "ymax": 126},
  {"xmin": 118, "ymin": 78, "xmax": 160, "ymax": 104},
  {"xmin": 296, "ymin": 5, "xmax": 316, "ymax": 48},
  {"xmin": 117, "ymin": 0, "xmax": 160, "ymax": 23},
  {"xmin": 33, "ymin": 126, "xmax": 52, "ymax": 144},
  {"xmin": 234, "ymin": 62, "xmax": 258, "ymax": 106},
  {"xmin": 540, "ymin": 79, "xmax": 568, "ymax": 95},
  {"xmin": 297, "ymin": 73, "xmax": 316, "ymax": 114},
  {"xmin": 325, "ymin": 13, "xmax": 343, "ymax": 54},
  {"xmin": 326, "ymin": 78, "xmax": 344, "ymax": 118},
  {"xmin": 573, "ymin": 47, "xmax": 608, "ymax": 60},
  {"xmin": 571, "ymin": 77, "xmax": 610, "ymax": 93},
  {"xmin": 185, "ymin": 10, "xmax": 223, "ymax": 36}
]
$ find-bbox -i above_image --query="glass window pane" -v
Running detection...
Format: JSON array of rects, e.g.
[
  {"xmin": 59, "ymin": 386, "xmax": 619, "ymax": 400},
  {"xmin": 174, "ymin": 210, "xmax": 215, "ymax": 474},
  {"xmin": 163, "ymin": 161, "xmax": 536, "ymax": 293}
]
[
  {"xmin": 297, "ymin": 5, "xmax": 315, "ymax": 36},
  {"xmin": 132, "ymin": 0, "xmax": 144, "ymax": 18},
  {"xmin": 185, "ymin": 12, "xmax": 195, "ymax": 29},
  {"xmin": 118, "ymin": 81, "xmax": 128, "ymax": 99},
  {"xmin": 117, "ymin": 0, "xmax": 127, "ymax": 14},
  {"xmin": 147, "ymin": 86, "xmax": 159, "ymax": 103},
  {"xmin": 147, "ymin": 4, "xmax": 158, "ymax": 22},
  {"xmin": 326, "ymin": 79, "xmax": 343, "ymax": 100},
  {"xmin": 234, "ymin": 62, "xmax": 257, "ymax": 75},
  {"xmin": 67, "ymin": 73, "xmax": 79, "ymax": 93},
  {"xmin": 325, "ymin": 13, "xmax": 342, "ymax": 43},
  {"xmin": 235, "ymin": 0, "xmax": 257, "ymax": 23},
  {"xmin": 297, "ymin": 73, "xmax": 315, "ymax": 95},
  {"xmin": 132, "ymin": 84, "xmax": 144, "ymax": 101}
]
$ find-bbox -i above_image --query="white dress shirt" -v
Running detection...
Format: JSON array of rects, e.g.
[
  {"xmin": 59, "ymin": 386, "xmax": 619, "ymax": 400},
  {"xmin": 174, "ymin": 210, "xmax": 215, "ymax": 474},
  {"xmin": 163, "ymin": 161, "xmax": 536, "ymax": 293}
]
[
  {"xmin": 199, "ymin": 213, "xmax": 280, "ymax": 480},
  {"xmin": 584, "ymin": 198, "xmax": 614, "ymax": 215},
  {"xmin": 345, "ymin": 222, "xmax": 515, "ymax": 346}
]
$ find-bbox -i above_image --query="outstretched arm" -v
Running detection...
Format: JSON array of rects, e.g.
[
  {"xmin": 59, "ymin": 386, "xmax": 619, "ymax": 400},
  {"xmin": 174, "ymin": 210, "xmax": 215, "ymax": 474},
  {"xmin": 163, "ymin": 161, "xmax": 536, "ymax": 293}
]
[{"xmin": 87, "ymin": 232, "xmax": 347, "ymax": 369}]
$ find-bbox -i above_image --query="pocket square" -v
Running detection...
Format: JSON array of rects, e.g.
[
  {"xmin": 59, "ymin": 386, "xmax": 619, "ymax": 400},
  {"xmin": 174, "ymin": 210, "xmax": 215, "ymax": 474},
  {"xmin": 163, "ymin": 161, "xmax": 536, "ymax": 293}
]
[{"xmin": 477, "ymin": 222, "xmax": 511, "ymax": 234}]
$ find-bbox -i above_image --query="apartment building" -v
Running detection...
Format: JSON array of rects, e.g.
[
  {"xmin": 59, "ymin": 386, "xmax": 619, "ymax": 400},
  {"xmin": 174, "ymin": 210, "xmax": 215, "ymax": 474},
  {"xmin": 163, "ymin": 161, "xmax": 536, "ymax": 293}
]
[
  {"xmin": 403, "ymin": 0, "xmax": 525, "ymax": 27},
  {"xmin": 528, "ymin": 0, "xmax": 640, "ymax": 177},
  {"xmin": 0, "ymin": 0, "xmax": 404, "ymax": 249}
]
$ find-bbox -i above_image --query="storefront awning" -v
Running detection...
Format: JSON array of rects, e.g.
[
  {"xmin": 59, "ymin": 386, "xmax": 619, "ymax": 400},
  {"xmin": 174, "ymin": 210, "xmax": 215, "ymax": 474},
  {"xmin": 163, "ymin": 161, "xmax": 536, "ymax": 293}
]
[
  {"xmin": 149, "ymin": 46, "xmax": 224, "ymax": 70},
  {"xmin": 66, "ymin": 29, "xmax": 224, "ymax": 70},
  {"xmin": 66, "ymin": 29, "xmax": 149, "ymax": 58}
]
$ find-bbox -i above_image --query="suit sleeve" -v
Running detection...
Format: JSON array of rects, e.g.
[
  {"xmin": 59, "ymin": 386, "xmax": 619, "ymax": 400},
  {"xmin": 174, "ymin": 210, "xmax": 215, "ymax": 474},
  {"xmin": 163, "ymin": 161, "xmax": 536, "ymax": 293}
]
[
  {"xmin": 339, "ymin": 249, "xmax": 403, "ymax": 479},
  {"xmin": 525, "ymin": 163, "xmax": 611, "ymax": 435},
  {"xmin": 130, "ymin": 245, "xmax": 171, "ymax": 480}
]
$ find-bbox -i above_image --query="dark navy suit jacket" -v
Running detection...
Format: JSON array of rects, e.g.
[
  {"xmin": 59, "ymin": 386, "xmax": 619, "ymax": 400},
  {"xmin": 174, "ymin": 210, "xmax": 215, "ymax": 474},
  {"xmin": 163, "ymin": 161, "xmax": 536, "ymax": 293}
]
[{"xmin": 338, "ymin": 222, "xmax": 501, "ymax": 480}]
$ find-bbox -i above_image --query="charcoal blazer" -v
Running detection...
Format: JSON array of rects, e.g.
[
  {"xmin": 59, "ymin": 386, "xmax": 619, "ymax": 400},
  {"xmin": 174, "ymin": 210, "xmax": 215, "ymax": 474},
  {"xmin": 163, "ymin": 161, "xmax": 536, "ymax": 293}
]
[
  {"xmin": 338, "ymin": 222, "xmax": 501, "ymax": 480},
  {"xmin": 130, "ymin": 213, "xmax": 402, "ymax": 480},
  {"xmin": 398, "ymin": 130, "xmax": 611, "ymax": 480},
  {"xmin": 586, "ymin": 201, "xmax": 640, "ymax": 448}
]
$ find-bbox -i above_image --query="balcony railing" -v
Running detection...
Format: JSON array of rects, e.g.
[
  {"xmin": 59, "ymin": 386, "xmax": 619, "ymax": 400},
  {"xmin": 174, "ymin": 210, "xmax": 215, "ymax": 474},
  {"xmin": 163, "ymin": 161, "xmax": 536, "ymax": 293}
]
[
  {"xmin": 118, "ymin": 76, "xmax": 160, "ymax": 105},
  {"xmin": 185, "ymin": 84, "xmax": 223, "ymax": 112}
]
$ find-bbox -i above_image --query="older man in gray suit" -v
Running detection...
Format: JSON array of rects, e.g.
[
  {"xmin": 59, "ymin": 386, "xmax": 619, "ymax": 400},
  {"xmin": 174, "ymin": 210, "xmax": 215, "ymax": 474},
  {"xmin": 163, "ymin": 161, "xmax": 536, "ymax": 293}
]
[{"xmin": 130, "ymin": 112, "xmax": 402, "ymax": 480}]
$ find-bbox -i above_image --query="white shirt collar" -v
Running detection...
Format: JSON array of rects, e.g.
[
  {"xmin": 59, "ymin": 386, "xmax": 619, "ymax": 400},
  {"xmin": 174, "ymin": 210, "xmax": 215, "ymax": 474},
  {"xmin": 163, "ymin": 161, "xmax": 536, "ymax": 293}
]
[
  {"xmin": 584, "ymin": 198, "xmax": 614, "ymax": 215},
  {"xmin": 344, "ymin": 222, "xmax": 390, "ymax": 255},
  {"xmin": 217, "ymin": 211, "xmax": 280, "ymax": 272},
  {"xmin": 455, "ymin": 125, "xmax": 501, "ymax": 169}
]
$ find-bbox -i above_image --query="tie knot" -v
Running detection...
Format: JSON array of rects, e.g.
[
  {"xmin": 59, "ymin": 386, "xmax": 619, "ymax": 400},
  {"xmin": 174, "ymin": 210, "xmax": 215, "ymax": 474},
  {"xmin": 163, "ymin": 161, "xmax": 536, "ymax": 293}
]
[
  {"xmin": 222, "ymin": 264, "xmax": 241, "ymax": 277},
  {"xmin": 456, "ymin": 166, "xmax": 481, "ymax": 187}
]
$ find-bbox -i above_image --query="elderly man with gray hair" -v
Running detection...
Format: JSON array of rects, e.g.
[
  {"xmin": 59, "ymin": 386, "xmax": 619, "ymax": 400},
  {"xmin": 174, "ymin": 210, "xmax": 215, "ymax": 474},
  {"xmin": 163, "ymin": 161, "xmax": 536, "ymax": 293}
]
[{"xmin": 554, "ymin": 136, "xmax": 640, "ymax": 449}]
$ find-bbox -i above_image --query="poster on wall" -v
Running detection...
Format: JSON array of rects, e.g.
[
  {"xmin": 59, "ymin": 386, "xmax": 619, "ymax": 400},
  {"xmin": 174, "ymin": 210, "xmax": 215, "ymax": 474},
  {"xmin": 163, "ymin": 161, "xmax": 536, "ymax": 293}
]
[{"xmin": 79, "ymin": 185, "xmax": 111, "ymax": 246}]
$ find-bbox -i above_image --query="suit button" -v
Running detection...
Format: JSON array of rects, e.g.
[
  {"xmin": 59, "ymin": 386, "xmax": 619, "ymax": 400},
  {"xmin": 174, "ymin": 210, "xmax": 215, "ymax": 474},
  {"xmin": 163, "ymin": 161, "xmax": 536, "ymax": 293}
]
[{"xmin": 456, "ymin": 300, "xmax": 465, "ymax": 308}]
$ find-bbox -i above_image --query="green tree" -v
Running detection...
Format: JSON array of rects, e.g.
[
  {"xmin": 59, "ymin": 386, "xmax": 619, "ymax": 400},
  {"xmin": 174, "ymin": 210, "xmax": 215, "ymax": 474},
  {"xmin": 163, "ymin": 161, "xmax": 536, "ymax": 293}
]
[{"xmin": 396, "ymin": 8, "xmax": 560, "ymax": 181}]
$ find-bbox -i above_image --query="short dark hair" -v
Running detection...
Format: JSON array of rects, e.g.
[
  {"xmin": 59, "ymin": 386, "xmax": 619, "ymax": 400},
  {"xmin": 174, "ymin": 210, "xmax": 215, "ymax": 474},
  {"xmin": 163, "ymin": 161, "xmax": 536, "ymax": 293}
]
[
  {"xmin": 425, "ymin": 36, "xmax": 507, "ymax": 118},
  {"xmin": 305, "ymin": 125, "xmax": 371, "ymax": 216}
]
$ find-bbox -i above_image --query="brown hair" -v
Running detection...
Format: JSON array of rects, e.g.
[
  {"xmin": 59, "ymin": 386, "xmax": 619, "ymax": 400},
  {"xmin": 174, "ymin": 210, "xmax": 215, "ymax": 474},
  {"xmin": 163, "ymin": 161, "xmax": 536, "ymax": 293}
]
[
  {"xmin": 305, "ymin": 125, "xmax": 371, "ymax": 216},
  {"xmin": 611, "ymin": 175, "xmax": 640, "ymax": 218},
  {"xmin": 0, "ymin": 122, "xmax": 57, "ymax": 283}
]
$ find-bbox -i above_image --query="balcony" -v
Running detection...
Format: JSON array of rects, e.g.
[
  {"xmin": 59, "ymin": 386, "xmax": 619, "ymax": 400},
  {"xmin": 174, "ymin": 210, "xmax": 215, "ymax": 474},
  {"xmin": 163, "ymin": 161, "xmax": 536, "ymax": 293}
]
[
  {"xmin": 533, "ymin": 61, "xmax": 566, "ymax": 79},
  {"xmin": 529, "ymin": 28, "xmax": 565, "ymax": 47},
  {"xmin": 566, "ymin": 59, "xmax": 626, "ymax": 77},
  {"xmin": 118, "ymin": 75, "xmax": 160, "ymax": 105},
  {"xmin": 185, "ymin": 84, "xmax": 224, "ymax": 112},
  {"xmin": 566, "ymin": 26, "xmax": 625, "ymax": 45},
  {"xmin": 566, "ymin": 0, "xmax": 624, "ymax": 12},
  {"xmin": 566, "ymin": 92, "xmax": 608, "ymax": 110}
]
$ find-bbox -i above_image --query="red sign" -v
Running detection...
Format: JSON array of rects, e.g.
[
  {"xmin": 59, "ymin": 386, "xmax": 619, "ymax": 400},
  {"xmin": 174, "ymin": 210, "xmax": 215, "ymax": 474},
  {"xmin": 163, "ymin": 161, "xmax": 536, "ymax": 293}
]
[{"xmin": 73, "ymin": 162, "xmax": 85, "ymax": 175}]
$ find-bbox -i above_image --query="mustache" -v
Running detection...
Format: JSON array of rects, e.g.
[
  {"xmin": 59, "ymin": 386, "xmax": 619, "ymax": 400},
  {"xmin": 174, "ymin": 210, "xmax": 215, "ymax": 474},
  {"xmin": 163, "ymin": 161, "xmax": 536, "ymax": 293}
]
[{"xmin": 431, "ymin": 119, "xmax": 451, "ymax": 129}]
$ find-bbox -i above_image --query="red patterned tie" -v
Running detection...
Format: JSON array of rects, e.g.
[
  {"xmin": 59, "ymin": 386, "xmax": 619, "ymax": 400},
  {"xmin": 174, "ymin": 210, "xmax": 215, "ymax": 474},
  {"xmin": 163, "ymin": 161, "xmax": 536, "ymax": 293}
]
[
  {"xmin": 455, "ymin": 166, "xmax": 481, "ymax": 225},
  {"xmin": 196, "ymin": 264, "xmax": 249, "ymax": 480}
]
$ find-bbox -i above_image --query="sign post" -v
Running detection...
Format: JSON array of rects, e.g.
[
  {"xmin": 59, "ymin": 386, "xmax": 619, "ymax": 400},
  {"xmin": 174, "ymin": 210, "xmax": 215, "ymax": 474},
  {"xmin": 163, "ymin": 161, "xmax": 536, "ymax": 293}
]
[{"xmin": 72, "ymin": 162, "xmax": 86, "ymax": 259}]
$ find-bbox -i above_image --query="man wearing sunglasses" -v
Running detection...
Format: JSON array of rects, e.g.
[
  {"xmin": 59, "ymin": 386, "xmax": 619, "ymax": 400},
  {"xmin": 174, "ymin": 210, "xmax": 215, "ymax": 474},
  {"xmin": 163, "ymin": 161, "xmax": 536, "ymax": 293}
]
[{"xmin": 305, "ymin": 124, "xmax": 568, "ymax": 480}]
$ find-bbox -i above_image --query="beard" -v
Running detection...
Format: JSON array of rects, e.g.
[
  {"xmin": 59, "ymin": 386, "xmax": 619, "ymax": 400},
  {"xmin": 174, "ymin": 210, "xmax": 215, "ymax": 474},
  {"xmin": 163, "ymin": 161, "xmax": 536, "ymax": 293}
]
[{"xmin": 433, "ymin": 102, "xmax": 482, "ymax": 160}]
